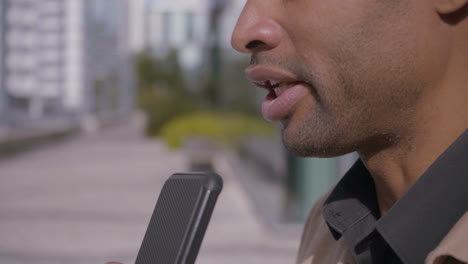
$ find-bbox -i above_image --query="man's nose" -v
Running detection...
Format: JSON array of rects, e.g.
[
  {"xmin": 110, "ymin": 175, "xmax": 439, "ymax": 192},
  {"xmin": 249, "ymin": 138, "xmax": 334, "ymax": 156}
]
[{"xmin": 231, "ymin": 4, "xmax": 282, "ymax": 54}]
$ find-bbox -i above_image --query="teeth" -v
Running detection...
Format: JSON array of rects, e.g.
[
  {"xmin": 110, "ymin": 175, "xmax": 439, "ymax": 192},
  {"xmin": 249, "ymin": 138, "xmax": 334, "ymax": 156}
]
[
  {"xmin": 270, "ymin": 81, "xmax": 280, "ymax": 87},
  {"xmin": 263, "ymin": 80, "xmax": 280, "ymax": 88},
  {"xmin": 257, "ymin": 80, "xmax": 294, "ymax": 97},
  {"xmin": 273, "ymin": 85, "xmax": 287, "ymax": 97},
  {"xmin": 269, "ymin": 81, "xmax": 285, "ymax": 97}
]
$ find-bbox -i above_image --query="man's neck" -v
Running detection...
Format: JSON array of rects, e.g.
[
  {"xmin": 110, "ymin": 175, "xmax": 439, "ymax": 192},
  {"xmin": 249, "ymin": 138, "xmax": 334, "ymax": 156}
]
[{"xmin": 358, "ymin": 95, "xmax": 467, "ymax": 215}]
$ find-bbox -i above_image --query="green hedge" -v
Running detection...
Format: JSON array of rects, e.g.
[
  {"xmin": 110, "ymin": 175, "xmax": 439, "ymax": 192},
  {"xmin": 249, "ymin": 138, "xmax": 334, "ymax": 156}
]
[
  {"xmin": 159, "ymin": 112, "xmax": 274, "ymax": 149},
  {"xmin": 138, "ymin": 89, "xmax": 197, "ymax": 137}
]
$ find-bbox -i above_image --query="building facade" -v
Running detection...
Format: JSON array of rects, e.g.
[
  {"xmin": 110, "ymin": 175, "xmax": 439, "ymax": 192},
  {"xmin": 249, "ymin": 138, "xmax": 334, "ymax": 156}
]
[
  {"xmin": 2, "ymin": 0, "xmax": 64, "ymax": 120},
  {"xmin": 145, "ymin": 0, "xmax": 211, "ymax": 72},
  {"xmin": 0, "ymin": 0, "xmax": 134, "ymax": 127},
  {"xmin": 128, "ymin": 0, "xmax": 146, "ymax": 54},
  {"xmin": 0, "ymin": 0, "xmax": 7, "ymax": 127}
]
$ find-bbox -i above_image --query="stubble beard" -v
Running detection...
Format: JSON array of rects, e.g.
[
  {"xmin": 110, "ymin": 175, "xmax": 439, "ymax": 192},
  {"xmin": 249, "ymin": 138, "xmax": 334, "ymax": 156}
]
[
  {"xmin": 280, "ymin": 97, "xmax": 362, "ymax": 158},
  {"xmin": 280, "ymin": 63, "xmax": 424, "ymax": 159},
  {"xmin": 275, "ymin": 0, "xmax": 424, "ymax": 158},
  {"xmin": 278, "ymin": 63, "xmax": 364, "ymax": 158}
]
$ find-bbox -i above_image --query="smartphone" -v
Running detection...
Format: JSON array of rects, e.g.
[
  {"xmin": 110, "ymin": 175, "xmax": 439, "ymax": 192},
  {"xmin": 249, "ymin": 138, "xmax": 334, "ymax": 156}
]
[{"xmin": 135, "ymin": 172, "xmax": 223, "ymax": 264}]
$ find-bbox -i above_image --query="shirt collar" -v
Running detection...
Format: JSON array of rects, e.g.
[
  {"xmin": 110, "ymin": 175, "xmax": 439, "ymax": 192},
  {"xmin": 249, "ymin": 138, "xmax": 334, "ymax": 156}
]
[
  {"xmin": 322, "ymin": 160, "xmax": 378, "ymax": 240},
  {"xmin": 376, "ymin": 129, "xmax": 468, "ymax": 263},
  {"xmin": 322, "ymin": 129, "xmax": 468, "ymax": 263}
]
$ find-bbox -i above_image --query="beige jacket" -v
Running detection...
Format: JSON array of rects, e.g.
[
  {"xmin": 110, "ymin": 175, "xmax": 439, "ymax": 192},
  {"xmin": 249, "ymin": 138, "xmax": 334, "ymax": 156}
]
[{"xmin": 297, "ymin": 197, "xmax": 468, "ymax": 264}]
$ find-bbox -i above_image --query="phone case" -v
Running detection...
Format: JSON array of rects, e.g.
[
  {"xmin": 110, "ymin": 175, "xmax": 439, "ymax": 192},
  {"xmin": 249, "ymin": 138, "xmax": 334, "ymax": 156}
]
[{"xmin": 135, "ymin": 172, "xmax": 223, "ymax": 264}]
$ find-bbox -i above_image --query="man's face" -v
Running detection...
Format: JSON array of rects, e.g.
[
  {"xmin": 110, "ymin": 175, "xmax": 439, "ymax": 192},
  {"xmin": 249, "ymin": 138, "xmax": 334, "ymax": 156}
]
[{"xmin": 232, "ymin": 0, "xmax": 448, "ymax": 157}]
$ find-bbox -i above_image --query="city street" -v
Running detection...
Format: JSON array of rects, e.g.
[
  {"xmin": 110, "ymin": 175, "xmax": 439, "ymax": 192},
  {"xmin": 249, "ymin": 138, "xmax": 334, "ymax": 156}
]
[{"xmin": 0, "ymin": 114, "xmax": 300, "ymax": 264}]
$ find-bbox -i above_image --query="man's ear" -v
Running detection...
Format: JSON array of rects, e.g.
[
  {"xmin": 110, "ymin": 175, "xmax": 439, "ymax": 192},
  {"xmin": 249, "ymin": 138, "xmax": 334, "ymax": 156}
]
[{"xmin": 433, "ymin": 0, "xmax": 468, "ymax": 14}]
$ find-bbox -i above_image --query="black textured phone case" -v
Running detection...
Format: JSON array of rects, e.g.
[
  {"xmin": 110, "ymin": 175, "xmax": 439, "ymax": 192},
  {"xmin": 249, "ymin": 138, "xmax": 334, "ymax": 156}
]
[{"xmin": 135, "ymin": 172, "xmax": 223, "ymax": 264}]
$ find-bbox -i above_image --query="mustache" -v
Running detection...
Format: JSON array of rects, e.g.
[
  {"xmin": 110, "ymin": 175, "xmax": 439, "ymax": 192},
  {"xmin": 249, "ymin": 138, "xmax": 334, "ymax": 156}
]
[
  {"xmin": 249, "ymin": 54, "xmax": 284, "ymax": 66},
  {"xmin": 249, "ymin": 55, "xmax": 259, "ymax": 65},
  {"xmin": 249, "ymin": 54, "xmax": 309, "ymax": 82}
]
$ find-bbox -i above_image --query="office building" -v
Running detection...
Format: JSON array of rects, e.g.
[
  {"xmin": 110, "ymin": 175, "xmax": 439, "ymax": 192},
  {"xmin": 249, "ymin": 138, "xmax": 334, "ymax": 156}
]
[
  {"xmin": 0, "ymin": 0, "xmax": 134, "ymax": 125},
  {"xmin": 0, "ymin": 0, "xmax": 7, "ymax": 126}
]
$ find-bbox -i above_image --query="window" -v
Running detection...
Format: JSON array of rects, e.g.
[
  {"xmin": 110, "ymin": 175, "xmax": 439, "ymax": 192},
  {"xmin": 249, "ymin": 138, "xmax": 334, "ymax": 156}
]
[
  {"xmin": 162, "ymin": 12, "xmax": 171, "ymax": 44},
  {"xmin": 186, "ymin": 12, "xmax": 195, "ymax": 42}
]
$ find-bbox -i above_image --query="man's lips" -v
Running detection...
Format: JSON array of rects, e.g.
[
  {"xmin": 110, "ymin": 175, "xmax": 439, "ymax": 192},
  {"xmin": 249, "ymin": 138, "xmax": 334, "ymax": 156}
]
[{"xmin": 245, "ymin": 65, "xmax": 309, "ymax": 121}]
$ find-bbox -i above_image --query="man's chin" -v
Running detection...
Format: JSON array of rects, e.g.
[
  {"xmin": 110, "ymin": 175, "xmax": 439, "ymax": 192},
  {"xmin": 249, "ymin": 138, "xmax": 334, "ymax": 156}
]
[{"xmin": 281, "ymin": 128, "xmax": 352, "ymax": 158}]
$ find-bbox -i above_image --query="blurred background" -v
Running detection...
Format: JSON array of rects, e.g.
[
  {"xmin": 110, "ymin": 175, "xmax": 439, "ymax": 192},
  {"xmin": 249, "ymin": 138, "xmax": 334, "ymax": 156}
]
[{"xmin": 0, "ymin": 0, "xmax": 356, "ymax": 263}]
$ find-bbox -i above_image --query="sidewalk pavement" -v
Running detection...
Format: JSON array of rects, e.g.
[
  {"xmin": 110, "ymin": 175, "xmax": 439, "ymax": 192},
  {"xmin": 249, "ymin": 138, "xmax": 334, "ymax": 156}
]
[{"xmin": 0, "ymin": 114, "xmax": 301, "ymax": 264}]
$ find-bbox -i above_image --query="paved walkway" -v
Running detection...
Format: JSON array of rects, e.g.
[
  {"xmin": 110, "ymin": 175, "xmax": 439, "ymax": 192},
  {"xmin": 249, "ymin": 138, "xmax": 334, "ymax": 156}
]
[{"xmin": 0, "ymin": 114, "xmax": 300, "ymax": 264}]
